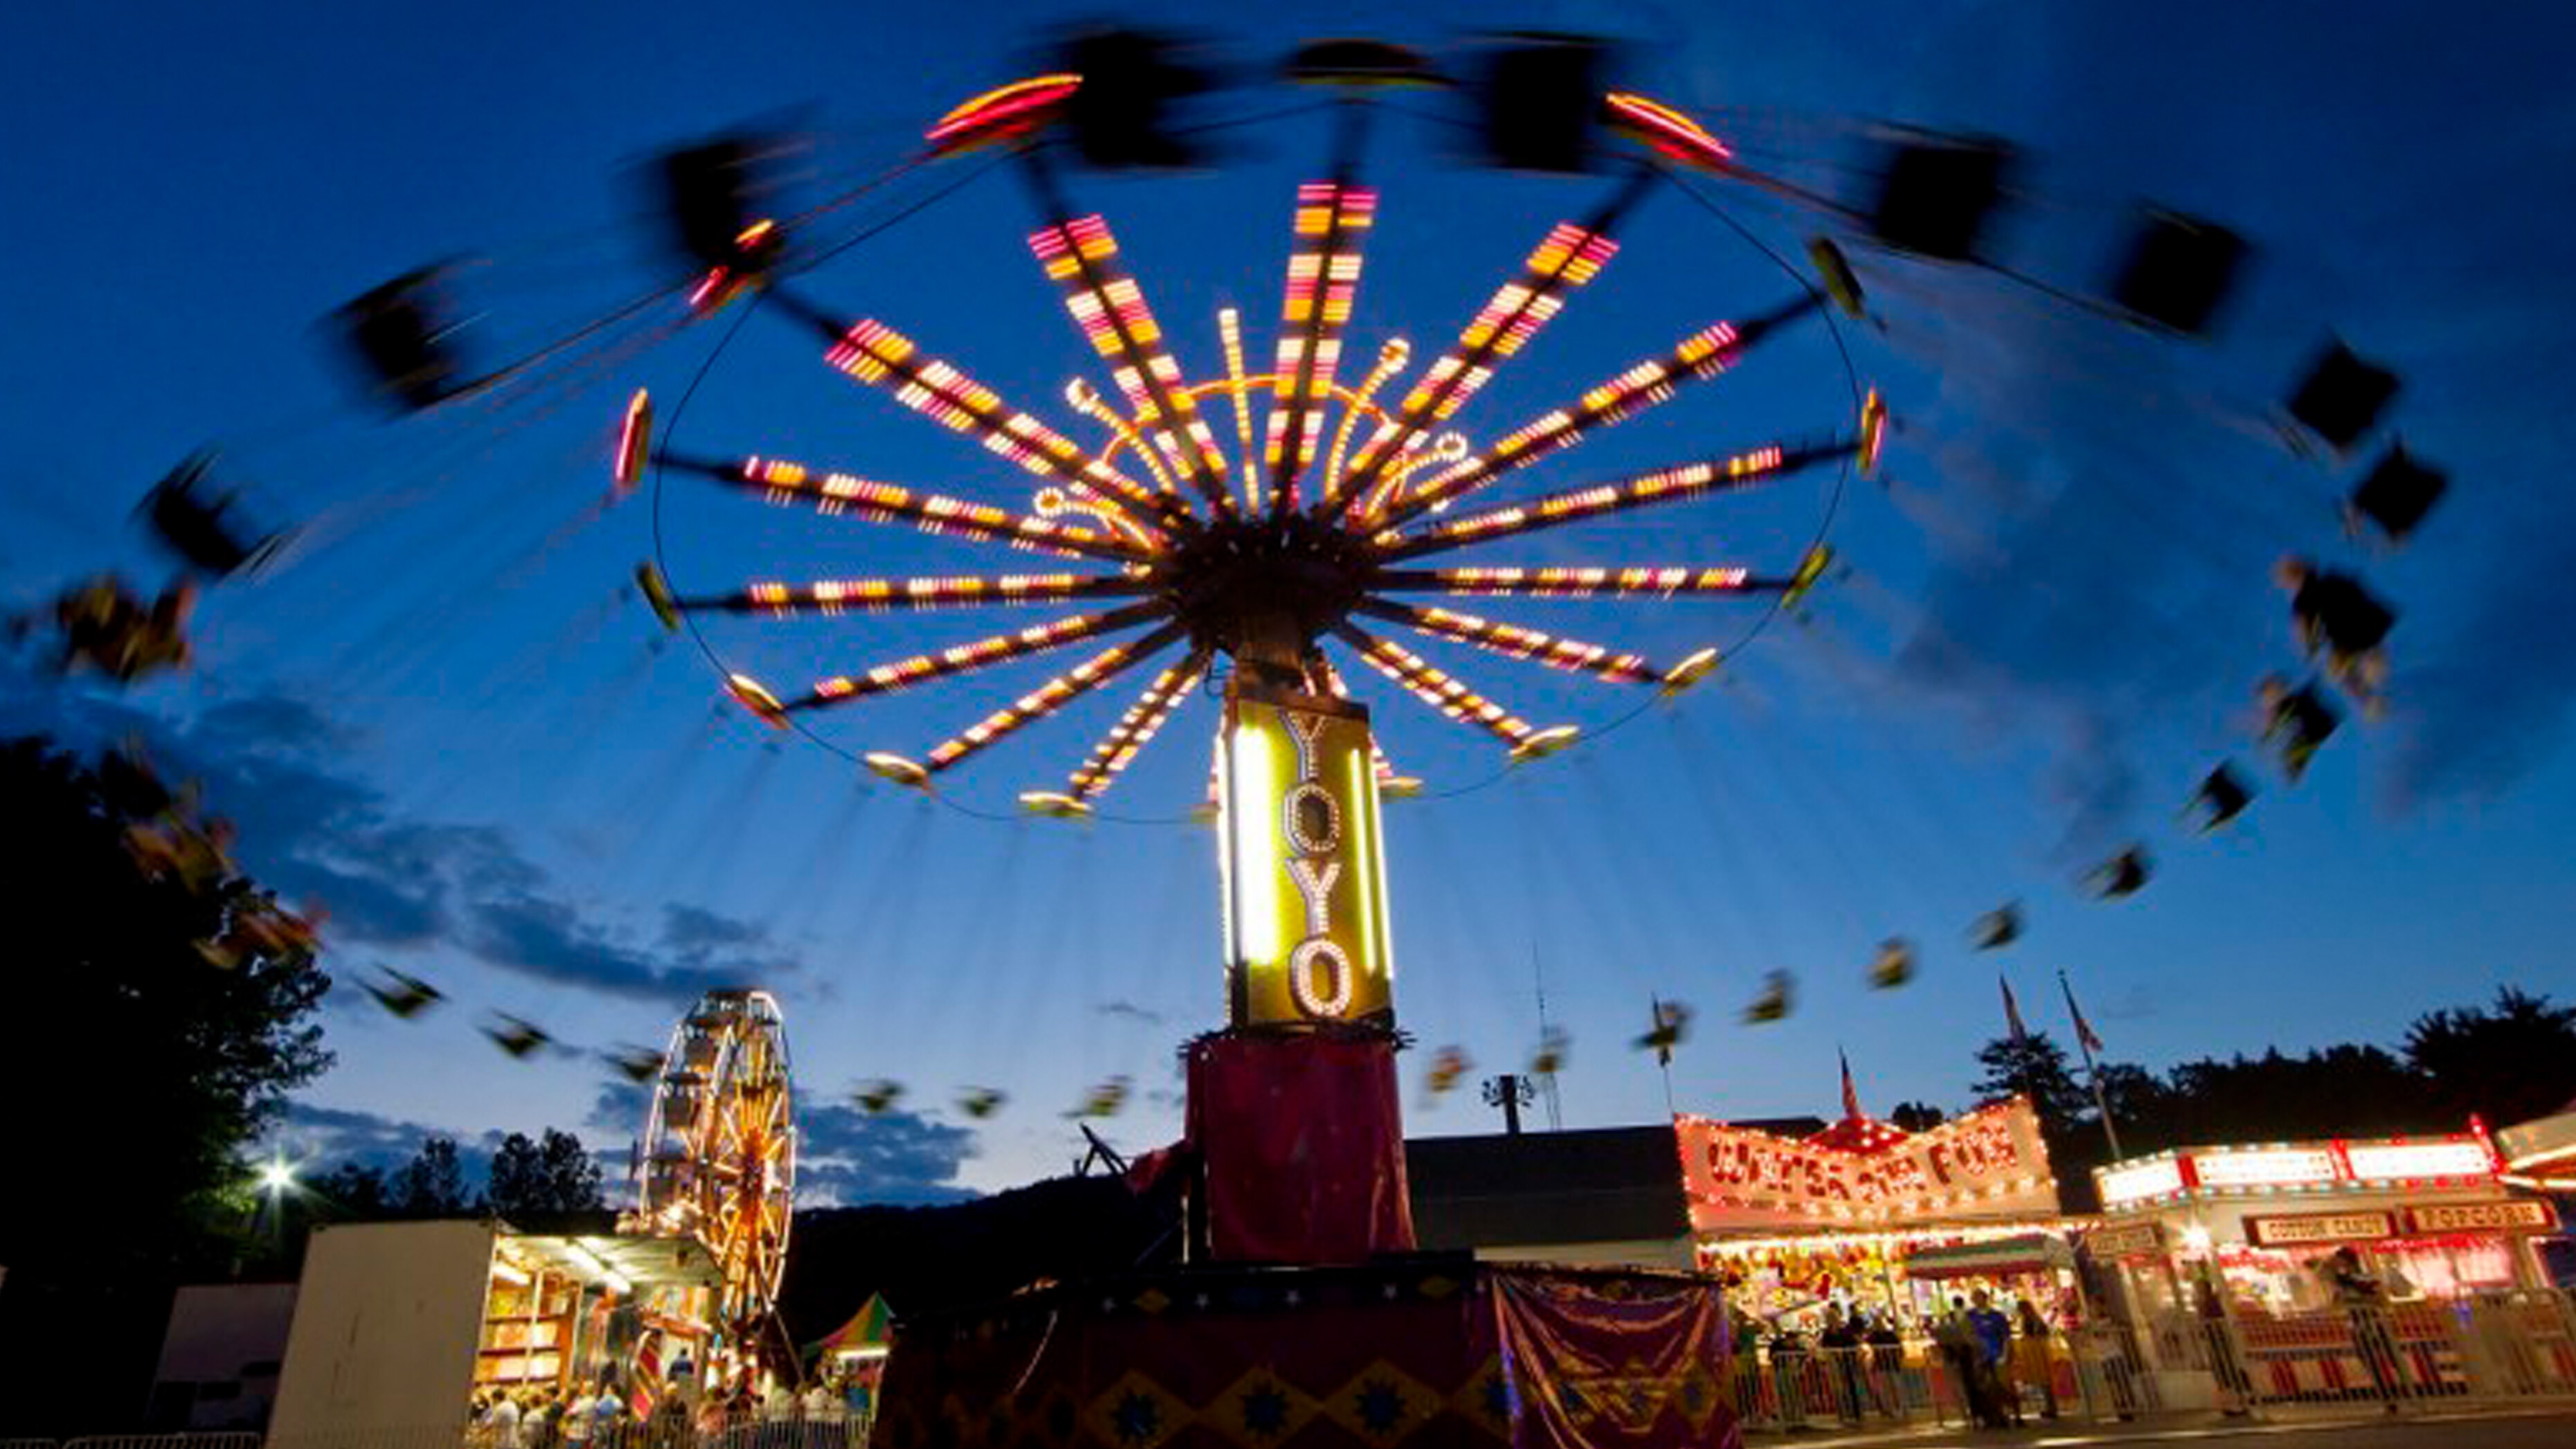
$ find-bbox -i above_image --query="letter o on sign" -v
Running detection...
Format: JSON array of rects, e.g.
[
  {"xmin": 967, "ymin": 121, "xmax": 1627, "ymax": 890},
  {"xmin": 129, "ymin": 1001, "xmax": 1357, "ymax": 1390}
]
[
  {"xmin": 1289, "ymin": 938, "xmax": 1355, "ymax": 1018},
  {"xmin": 1282, "ymin": 782, "xmax": 1341, "ymax": 855}
]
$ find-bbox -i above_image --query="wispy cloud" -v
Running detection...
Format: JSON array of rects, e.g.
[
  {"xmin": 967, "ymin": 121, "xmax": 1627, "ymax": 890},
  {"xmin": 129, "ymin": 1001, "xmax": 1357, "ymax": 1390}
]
[{"xmin": 0, "ymin": 670, "xmax": 804, "ymax": 1006}]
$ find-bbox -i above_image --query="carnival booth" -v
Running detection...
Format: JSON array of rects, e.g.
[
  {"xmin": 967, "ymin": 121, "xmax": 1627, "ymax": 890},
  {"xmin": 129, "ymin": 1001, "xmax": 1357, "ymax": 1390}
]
[
  {"xmin": 2498, "ymin": 1105, "xmax": 2576, "ymax": 1287},
  {"xmin": 269, "ymin": 1221, "xmax": 722, "ymax": 1443},
  {"xmin": 2090, "ymin": 1125, "xmax": 2555, "ymax": 1313},
  {"xmin": 1676, "ymin": 1096, "xmax": 2089, "ymax": 1335},
  {"xmin": 2086, "ymin": 1124, "xmax": 2571, "ymax": 1403},
  {"xmin": 478, "ymin": 1232, "xmax": 722, "ymax": 1405}
]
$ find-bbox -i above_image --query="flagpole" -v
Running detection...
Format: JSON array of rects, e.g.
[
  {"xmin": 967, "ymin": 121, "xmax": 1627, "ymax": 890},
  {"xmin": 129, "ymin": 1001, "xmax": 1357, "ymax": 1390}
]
[
  {"xmin": 2061, "ymin": 970, "xmax": 2125, "ymax": 1160},
  {"xmin": 1653, "ymin": 995, "xmax": 1676, "ymax": 1118}
]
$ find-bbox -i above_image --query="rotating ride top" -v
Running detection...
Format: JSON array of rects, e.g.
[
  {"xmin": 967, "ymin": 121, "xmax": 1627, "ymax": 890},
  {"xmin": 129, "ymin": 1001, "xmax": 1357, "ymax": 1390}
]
[
  {"xmin": 620, "ymin": 988, "xmax": 796, "ymax": 1374},
  {"xmin": 631, "ymin": 40, "xmax": 1875, "ymax": 1056}
]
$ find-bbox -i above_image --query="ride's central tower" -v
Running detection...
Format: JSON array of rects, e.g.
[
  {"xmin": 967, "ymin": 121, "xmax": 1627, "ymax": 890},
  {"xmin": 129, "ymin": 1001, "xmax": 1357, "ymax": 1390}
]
[
  {"xmin": 1191, "ymin": 630, "xmax": 1415, "ymax": 1261},
  {"xmin": 1215, "ymin": 672, "xmax": 1395, "ymax": 1029}
]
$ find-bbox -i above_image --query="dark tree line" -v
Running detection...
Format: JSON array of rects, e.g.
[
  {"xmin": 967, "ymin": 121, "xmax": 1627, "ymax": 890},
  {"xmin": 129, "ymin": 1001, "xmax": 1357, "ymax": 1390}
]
[
  {"xmin": 1969, "ymin": 987, "xmax": 2576, "ymax": 1208},
  {"xmin": 305, "ymin": 1129, "xmax": 606, "ymax": 1221},
  {"xmin": 0, "ymin": 738, "xmax": 334, "ymax": 1433}
]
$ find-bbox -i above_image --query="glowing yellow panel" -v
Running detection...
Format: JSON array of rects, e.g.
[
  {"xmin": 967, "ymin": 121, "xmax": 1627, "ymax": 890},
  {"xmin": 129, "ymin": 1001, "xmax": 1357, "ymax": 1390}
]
[{"xmin": 1218, "ymin": 684, "xmax": 1393, "ymax": 1028}]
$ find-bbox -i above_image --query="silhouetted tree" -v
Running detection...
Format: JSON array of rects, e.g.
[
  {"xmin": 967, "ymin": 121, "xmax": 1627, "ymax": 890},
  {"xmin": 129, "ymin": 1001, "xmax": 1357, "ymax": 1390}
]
[
  {"xmin": 2092, "ymin": 1063, "xmax": 2169, "ymax": 1134},
  {"xmin": 2405, "ymin": 988, "xmax": 2576, "ymax": 1128},
  {"xmin": 0, "ymin": 737, "xmax": 332, "ymax": 1271},
  {"xmin": 2155, "ymin": 1044, "xmax": 2438, "ymax": 1145},
  {"xmin": 488, "ymin": 1129, "xmax": 606, "ymax": 1217},
  {"xmin": 391, "ymin": 1135, "xmax": 475, "ymax": 1216},
  {"xmin": 312, "ymin": 1163, "xmax": 393, "ymax": 1218},
  {"xmin": 1888, "ymin": 1101, "xmax": 1948, "ymax": 1132},
  {"xmin": 1971, "ymin": 1033, "xmax": 2091, "ymax": 1131},
  {"xmin": 0, "ymin": 736, "xmax": 332, "ymax": 1435}
]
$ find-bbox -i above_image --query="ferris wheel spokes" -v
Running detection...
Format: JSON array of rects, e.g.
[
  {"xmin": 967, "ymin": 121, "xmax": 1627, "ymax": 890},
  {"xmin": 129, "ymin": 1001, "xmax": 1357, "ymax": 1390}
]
[
  {"xmin": 1373, "ymin": 563, "xmax": 1782, "ymax": 600},
  {"xmin": 1263, "ymin": 179, "xmax": 1380, "ymax": 517},
  {"xmin": 1028, "ymin": 211, "xmax": 1235, "ymax": 513},
  {"xmin": 767, "ymin": 286, "xmax": 1188, "ymax": 537}
]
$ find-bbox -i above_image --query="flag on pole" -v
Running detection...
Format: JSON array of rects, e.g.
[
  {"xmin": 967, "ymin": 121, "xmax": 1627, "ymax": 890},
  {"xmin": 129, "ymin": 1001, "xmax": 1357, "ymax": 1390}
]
[
  {"xmin": 2061, "ymin": 972, "xmax": 2106, "ymax": 1056},
  {"xmin": 1840, "ymin": 1048, "xmax": 1863, "ymax": 1121},
  {"xmin": 2001, "ymin": 975, "xmax": 2029, "ymax": 1045}
]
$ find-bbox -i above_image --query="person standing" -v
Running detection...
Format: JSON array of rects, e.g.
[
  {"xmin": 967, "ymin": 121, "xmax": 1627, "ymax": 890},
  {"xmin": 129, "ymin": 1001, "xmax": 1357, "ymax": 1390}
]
[
  {"xmin": 2328, "ymin": 1247, "xmax": 2406, "ymax": 1410},
  {"xmin": 560, "ymin": 1384, "xmax": 596, "ymax": 1449},
  {"xmin": 1862, "ymin": 1312, "xmax": 1905, "ymax": 1416},
  {"xmin": 490, "ymin": 1392, "xmax": 524, "ymax": 1449},
  {"xmin": 2013, "ymin": 1299, "xmax": 2059, "ymax": 1420},
  {"xmin": 1969, "ymin": 1290, "xmax": 2018, "ymax": 1423},
  {"xmin": 1818, "ymin": 1304, "xmax": 1865, "ymax": 1423}
]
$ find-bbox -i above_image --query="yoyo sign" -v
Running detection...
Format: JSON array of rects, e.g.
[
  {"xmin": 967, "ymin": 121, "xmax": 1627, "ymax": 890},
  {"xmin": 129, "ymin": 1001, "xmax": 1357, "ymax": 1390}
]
[{"xmin": 1217, "ymin": 684, "xmax": 1394, "ymax": 1026}]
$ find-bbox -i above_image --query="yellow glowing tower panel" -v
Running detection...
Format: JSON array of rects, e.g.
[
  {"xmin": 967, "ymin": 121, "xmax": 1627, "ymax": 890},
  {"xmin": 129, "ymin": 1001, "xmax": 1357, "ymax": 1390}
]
[{"xmin": 1217, "ymin": 684, "xmax": 1395, "ymax": 1028}]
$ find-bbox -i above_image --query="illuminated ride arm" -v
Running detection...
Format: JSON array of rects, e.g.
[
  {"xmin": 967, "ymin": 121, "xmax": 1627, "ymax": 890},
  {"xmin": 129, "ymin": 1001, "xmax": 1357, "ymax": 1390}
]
[{"xmin": 665, "ymin": 452, "xmax": 1154, "ymax": 565}]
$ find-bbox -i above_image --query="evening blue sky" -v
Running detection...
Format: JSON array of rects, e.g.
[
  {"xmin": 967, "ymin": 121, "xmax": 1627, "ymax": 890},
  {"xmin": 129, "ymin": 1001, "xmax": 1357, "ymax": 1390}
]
[{"xmin": 6, "ymin": 2, "xmax": 2573, "ymax": 1201}]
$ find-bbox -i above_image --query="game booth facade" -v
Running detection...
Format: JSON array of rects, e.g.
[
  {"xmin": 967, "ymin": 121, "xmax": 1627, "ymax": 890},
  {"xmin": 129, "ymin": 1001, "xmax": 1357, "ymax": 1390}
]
[
  {"xmin": 1674, "ymin": 1098, "xmax": 2095, "ymax": 1419},
  {"xmin": 1678, "ymin": 1097, "xmax": 2087, "ymax": 1333}
]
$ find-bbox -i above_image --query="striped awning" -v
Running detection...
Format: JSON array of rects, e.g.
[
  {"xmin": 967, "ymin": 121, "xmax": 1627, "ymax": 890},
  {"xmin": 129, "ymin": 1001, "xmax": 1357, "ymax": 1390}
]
[{"xmin": 1902, "ymin": 1233, "xmax": 2074, "ymax": 1280}]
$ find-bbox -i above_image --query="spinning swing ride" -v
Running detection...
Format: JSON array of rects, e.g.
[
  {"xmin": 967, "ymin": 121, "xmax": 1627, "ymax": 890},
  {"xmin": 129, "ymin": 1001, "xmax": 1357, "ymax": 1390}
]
[
  {"xmin": 628, "ymin": 56, "xmax": 1875, "ymax": 949},
  {"xmin": 21, "ymin": 26, "xmax": 2456, "ymax": 1157}
]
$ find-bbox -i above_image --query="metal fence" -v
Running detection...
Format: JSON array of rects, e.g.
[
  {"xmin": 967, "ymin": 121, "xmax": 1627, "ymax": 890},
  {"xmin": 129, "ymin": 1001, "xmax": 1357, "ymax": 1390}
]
[
  {"xmin": 1715, "ymin": 1337, "xmax": 2154, "ymax": 1434},
  {"xmin": 2197, "ymin": 1289, "xmax": 2576, "ymax": 1414}
]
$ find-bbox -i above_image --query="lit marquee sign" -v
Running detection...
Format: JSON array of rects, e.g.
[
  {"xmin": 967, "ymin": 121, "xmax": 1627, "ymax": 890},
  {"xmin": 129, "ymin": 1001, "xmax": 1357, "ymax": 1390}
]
[
  {"xmin": 2345, "ymin": 1140, "xmax": 2494, "ymax": 1182},
  {"xmin": 2192, "ymin": 1148, "xmax": 2337, "ymax": 1190},
  {"xmin": 2097, "ymin": 1126, "xmax": 2505, "ymax": 1210},
  {"xmin": 2098, "ymin": 1159, "xmax": 2186, "ymax": 1207},
  {"xmin": 1676, "ymin": 1099, "xmax": 2057, "ymax": 1234},
  {"xmin": 1217, "ymin": 683, "xmax": 1393, "ymax": 1027}
]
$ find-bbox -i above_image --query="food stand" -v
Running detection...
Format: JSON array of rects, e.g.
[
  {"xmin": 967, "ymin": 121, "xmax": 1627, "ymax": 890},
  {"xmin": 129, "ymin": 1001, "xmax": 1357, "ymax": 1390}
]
[
  {"xmin": 2498, "ymin": 1106, "xmax": 2576, "ymax": 1286},
  {"xmin": 271, "ymin": 1223, "xmax": 722, "ymax": 1443},
  {"xmin": 2091, "ymin": 1126, "xmax": 2554, "ymax": 1311},
  {"xmin": 2087, "ymin": 1124, "xmax": 2570, "ymax": 1403},
  {"xmin": 478, "ymin": 1233, "xmax": 722, "ymax": 1410}
]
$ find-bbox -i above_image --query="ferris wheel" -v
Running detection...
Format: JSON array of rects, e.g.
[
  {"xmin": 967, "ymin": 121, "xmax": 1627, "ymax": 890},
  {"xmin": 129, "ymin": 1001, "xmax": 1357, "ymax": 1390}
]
[
  {"xmin": 627, "ymin": 44, "xmax": 1873, "ymax": 827},
  {"xmin": 623, "ymin": 988, "xmax": 796, "ymax": 1350}
]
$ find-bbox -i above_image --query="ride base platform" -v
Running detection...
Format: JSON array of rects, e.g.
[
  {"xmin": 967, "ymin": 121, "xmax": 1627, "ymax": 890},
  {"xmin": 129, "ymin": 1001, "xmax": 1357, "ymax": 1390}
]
[{"xmin": 866, "ymin": 1253, "xmax": 1742, "ymax": 1449}]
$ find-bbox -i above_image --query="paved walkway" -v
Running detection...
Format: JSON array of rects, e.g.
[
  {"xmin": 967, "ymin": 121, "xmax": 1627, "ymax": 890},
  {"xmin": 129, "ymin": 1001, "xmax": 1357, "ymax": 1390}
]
[{"xmin": 1742, "ymin": 1401, "xmax": 2576, "ymax": 1449}]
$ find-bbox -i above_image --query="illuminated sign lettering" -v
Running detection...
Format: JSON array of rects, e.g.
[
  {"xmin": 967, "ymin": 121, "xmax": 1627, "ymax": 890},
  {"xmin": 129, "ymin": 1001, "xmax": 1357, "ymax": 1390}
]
[
  {"xmin": 1676, "ymin": 1100, "xmax": 2057, "ymax": 1233},
  {"xmin": 1218, "ymin": 684, "xmax": 1393, "ymax": 1026},
  {"xmin": 2246, "ymin": 1211, "xmax": 2396, "ymax": 1246},
  {"xmin": 2403, "ymin": 1200, "xmax": 2556, "ymax": 1234},
  {"xmin": 2083, "ymin": 1222, "xmax": 2165, "ymax": 1259}
]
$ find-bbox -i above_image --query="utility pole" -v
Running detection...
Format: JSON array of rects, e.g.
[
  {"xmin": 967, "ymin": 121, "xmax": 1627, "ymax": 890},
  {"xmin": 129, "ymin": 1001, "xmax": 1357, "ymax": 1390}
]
[{"xmin": 1483, "ymin": 1074, "xmax": 1535, "ymax": 1136}]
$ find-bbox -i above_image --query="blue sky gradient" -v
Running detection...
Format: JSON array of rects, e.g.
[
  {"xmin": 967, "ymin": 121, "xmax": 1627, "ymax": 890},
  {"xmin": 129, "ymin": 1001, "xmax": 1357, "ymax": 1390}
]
[{"xmin": 6, "ymin": 2, "xmax": 2573, "ymax": 1202}]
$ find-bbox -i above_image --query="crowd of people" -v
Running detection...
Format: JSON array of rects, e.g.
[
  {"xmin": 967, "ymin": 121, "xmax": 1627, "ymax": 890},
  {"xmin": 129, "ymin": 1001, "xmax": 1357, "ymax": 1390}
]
[
  {"xmin": 467, "ymin": 1359, "xmax": 873, "ymax": 1449},
  {"xmin": 1728, "ymin": 1288, "xmax": 2066, "ymax": 1430}
]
